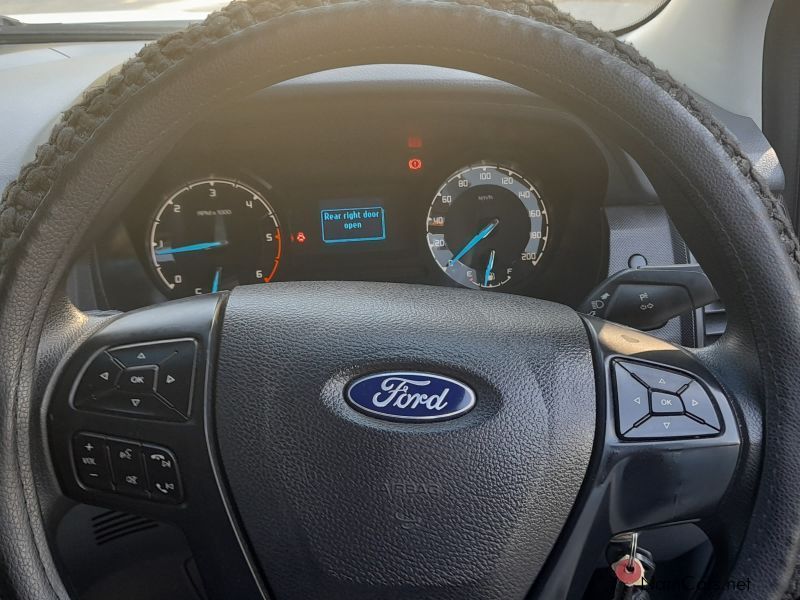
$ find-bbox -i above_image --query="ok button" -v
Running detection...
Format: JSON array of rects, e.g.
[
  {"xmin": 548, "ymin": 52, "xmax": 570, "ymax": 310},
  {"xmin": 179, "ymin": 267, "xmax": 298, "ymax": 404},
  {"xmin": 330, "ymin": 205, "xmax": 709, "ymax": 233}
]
[
  {"xmin": 651, "ymin": 391, "xmax": 684, "ymax": 415},
  {"xmin": 119, "ymin": 366, "xmax": 157, "ymax": 393}
]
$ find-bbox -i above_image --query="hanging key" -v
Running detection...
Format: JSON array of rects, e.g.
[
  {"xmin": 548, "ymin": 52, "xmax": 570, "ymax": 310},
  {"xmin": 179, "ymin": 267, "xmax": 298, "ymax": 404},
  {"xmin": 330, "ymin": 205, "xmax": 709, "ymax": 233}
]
[
  {"xmin": 612, "ymin": 554, "xmax": 647, "ymax": 586},
  {"xmin": 609, "ymin": 532, "xmax": 655, "ymax": 600}
]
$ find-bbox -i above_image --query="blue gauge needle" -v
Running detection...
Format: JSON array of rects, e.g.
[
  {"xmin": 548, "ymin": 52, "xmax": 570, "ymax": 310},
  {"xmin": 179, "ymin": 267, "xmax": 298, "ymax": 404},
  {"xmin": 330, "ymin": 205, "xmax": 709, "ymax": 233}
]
[
  {"xmin": 483, "ymin": 249, "xmax": 496, "ymax": 287},
  {"xmin": 450, "ymin": 219, "xmax": 499, "ymax": 265},
  {"xmin": 211, "ymin": 267, "xmax": 222, "ymax": 293},
  {"xmin": 155, "ymin": 240, "xmax": 227, "ymax": 256}
]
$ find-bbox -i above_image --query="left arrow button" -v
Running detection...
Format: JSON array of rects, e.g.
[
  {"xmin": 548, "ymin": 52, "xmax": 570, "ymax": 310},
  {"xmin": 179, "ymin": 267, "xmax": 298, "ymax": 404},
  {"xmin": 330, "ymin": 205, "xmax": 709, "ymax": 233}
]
[{"xmin": 74, "ymin": 351, "xmax": 122, "ymax": 406}]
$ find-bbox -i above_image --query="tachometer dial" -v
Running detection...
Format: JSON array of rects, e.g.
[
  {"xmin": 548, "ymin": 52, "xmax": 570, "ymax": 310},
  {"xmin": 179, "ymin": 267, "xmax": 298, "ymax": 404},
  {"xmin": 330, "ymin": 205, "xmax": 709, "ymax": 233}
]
[
  {"xmin": 426, "ymin": 164, "xmax": 548, "ymax": 289},
  {"xmin": 148, "ymin": 179, "xmax": 281, "ymax": 297}
]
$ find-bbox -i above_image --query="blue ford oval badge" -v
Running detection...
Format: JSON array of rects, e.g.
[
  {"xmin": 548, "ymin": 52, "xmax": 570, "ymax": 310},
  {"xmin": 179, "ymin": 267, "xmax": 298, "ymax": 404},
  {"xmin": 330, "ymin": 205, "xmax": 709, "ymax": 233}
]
[{"xmin": 346, "ymin": 371, "xmax": 476, "ymax": 422}]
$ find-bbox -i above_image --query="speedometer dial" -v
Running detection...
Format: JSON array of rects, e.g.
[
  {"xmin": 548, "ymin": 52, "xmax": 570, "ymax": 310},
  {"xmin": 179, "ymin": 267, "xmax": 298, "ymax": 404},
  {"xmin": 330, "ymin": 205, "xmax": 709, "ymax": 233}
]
[
  {"xmin": 426, "ymin": 164, "xmax": 549, "ymax": 289},
  {"xmin": 148, "ymin": 179, "xmax": 281, "ymax": 297}
]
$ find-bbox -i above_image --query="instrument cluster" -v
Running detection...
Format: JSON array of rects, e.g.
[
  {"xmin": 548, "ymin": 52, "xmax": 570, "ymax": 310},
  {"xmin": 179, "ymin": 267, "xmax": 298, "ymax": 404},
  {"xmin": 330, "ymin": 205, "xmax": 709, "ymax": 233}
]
[
  {"xmin": 89, "ymin": 92, "xmax": 609, "ymax": 310},
  {"xmin": 145, "ymin": 162, "xmax": 553, "ymax": 298}
]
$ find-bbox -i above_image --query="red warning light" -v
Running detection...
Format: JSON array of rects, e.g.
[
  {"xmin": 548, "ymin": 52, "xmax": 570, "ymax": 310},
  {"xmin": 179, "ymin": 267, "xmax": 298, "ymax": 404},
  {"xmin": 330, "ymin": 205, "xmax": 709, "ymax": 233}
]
[
  {"xmin": 407, "ymin": 135, "xmax": 423, "ymax": 149},
  {"xmin": 408, "ymin": 157, "xmax": 424, "ymax": 171},
  {"xmin": 295, "ymin": 231, "xmax": 307, "ymax": 244}
]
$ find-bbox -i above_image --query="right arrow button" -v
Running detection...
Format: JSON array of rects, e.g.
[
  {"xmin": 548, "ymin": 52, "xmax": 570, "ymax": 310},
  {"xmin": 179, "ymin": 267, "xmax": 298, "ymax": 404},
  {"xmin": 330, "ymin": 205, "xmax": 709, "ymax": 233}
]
[
  {"xmin": 155, "ymin": 340, "xmax": 197, "ymax": 418},
  {"xmin": 681, "ymin": 381, "xmax": 721, "ymax": 430}
]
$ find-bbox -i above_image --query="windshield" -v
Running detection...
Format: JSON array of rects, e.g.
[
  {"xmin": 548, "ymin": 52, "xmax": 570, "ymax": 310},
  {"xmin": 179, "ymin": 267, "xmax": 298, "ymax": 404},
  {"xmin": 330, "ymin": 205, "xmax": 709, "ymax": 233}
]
[
  {"xmin": 1, "ymin": 0, "xmax": 668, "ymax": 32},
  {"xmin": 1, "ymin": 1, "xmax": 229, "ymax": 24}
]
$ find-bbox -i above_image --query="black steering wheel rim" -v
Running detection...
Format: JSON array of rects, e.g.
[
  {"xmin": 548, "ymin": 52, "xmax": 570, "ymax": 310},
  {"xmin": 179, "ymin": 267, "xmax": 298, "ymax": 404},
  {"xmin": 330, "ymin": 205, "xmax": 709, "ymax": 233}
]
[{"xmin": 0, "ymin": 1, "xmax": 798, "ymax": 598}]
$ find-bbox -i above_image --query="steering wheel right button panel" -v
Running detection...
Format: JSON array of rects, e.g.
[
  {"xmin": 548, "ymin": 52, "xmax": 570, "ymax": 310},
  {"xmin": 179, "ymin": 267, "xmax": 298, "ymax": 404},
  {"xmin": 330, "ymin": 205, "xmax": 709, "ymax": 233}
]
[{"xmin": 613, "ymin": 360, "xmax": 721, "ymax": 439}]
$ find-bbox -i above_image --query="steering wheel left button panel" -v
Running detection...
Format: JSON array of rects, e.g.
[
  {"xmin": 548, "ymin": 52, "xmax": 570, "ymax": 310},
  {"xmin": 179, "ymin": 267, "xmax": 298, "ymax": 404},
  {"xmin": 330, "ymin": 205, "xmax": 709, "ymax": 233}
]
[{"xmin": 49, "ymin": 294, "xmax": 266, "ymax": 598}]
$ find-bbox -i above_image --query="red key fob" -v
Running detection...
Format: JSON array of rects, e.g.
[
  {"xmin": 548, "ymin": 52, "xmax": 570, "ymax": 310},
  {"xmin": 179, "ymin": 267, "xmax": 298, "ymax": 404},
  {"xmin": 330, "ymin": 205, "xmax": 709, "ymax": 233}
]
[{"xmin": 612, "ymin": 556, "xmax": 644, "ymax": 586}]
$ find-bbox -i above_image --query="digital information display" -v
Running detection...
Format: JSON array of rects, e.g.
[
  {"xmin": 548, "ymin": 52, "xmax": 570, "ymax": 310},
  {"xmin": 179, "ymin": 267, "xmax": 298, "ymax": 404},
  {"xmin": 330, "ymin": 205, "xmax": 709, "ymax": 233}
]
[{"xmin": 320, "ymin": 206, "xmax": 386, "ymax": 244}]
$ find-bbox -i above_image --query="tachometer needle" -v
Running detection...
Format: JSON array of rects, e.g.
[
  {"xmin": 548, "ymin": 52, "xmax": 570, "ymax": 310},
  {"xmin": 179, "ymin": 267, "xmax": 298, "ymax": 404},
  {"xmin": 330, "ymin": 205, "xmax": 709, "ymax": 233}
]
[
  {"xmin": 483, "ymin": 249, "xmax": 496, "ymax": 287},
  {"xmin": 155, "ymin": 240, "xmax": 227, "ymax": 256},
  {"xmin": 211, "ymin": 267, "xmax": 222, "ymax": 293},
  {"xmin": 451, "ymin": 219, "xmax": 499, "ymax": 265}
]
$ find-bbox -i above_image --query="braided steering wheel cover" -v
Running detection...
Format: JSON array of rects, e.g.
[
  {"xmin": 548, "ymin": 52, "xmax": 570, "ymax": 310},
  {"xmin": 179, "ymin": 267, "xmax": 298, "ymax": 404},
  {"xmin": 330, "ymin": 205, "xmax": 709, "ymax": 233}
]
[{"xmin": 0, "ymin": 1, "xmax": 798, "ymax": 599}]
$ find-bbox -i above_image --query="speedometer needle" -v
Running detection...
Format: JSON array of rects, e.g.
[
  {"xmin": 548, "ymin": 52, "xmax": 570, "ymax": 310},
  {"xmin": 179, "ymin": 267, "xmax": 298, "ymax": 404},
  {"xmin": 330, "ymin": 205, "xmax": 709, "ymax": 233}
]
[
  {"xmin": 155, "ymin": 241, "xmax": 227, "ymax": 255},
  {"xmin": 450, "ymin": 219, "xmax": 499, "ymax": 265},
  {"xmin": 211, "ymin": 267, "xmax": 222, "ymax": 293},
  {"xmin": 483, "ymin": 249, "xmax": 496, "ymax": 287}
]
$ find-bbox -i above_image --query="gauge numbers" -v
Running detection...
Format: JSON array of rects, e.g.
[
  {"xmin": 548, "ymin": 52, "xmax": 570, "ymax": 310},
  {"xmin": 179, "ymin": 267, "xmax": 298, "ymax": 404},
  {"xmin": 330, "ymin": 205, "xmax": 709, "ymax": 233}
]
[{"xmin": 426, "ymin": 164, "xmax": 549, "ymax": 290}]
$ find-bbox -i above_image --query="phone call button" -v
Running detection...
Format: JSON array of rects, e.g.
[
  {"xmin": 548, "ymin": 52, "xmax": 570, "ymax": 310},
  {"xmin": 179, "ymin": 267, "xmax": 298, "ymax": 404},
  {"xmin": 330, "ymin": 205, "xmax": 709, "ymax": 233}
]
[{"xmin": 143, "ymin": 444, "xmax": 182, "ymax": 503}]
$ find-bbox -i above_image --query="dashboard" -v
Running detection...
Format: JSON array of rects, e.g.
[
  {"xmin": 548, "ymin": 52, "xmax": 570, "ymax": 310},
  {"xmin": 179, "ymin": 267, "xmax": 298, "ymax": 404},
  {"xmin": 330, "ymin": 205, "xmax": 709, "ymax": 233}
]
[
  {"xmin": 0, "ymin": 43, "xmax": 784, "ymax": 334},
  {"xmin": 87, "ymin": 81, "xmax": 609, "ymax": 311},
  {"xmin": 0, "ymin": 40, "xmax": 788, "ymax": 600},
  {"xmin": 0, "ymin": 60, "xmax": 768, "ymax": 349}
]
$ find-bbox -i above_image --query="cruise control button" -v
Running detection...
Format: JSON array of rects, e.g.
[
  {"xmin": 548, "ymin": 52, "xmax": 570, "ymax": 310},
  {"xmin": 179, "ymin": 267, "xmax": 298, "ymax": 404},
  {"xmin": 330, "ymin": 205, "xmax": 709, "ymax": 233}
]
[
  {"xmin": 681, "ymin": 381, "xmax": 721, "ymax": 430},
  {"xmin": 73, "ymin": 433, "xmax": 112, "ymax": 491},
  {"xmin": 143, "ymin": 445, "xmax": 183, "ymax": 503},
  {"xmin": 625, "ymin": 415, "xmax": 718, "ymax": 439},
  {"xmin": 622, "ymin": 362, "xmax": 692, "ymax": 393},
  {"xmin": 82, "ymin": 390, "xmax": 183, "ymax": 421},
  {"xmin": 651, "ymin": 391, "xmax": 683, "ymax": 415},
  {"xmin": 155, "ymin": 340, "xmax": 196, "ymax": 417},
  {"xmin": 613, "ymin": 364, "xmax": 650, "ymax": 434},
  {"xmin": 74, "ymin": 352, "xmax": 123, "ymax": 404},
  {"xmin": 109, "ymin": 343, "xmax": 178, "ymax": 368},
  {"xmin": 108, "ymin": 440, "xmax": 146, "ymax": 497},
  {"xmin": 119, "ymin": 365, "xmax": 157, "ymax": 394}
]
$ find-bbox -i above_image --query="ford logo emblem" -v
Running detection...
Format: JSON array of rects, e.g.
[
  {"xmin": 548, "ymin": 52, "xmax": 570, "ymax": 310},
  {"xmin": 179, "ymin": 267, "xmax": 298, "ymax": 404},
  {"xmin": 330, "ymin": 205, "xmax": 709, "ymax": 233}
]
[{"xmin": 346, "ymin": 371, "xmax": 476, "ymax": 422}]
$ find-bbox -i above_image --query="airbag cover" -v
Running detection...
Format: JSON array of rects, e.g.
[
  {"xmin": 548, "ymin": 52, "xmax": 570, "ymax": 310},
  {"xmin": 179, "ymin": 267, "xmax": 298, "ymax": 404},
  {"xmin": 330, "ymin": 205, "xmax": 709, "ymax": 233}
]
[{"xmin": 215, "ymin": 282, "xmax": 596, "ymax": 600}]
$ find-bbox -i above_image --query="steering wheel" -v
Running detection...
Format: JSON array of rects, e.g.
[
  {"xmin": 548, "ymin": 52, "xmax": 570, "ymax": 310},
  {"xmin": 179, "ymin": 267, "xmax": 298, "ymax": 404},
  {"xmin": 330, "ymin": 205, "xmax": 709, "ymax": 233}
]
[{"xmin": 1, "ymin": 1, "xmax": 799, "ymax": 598}]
